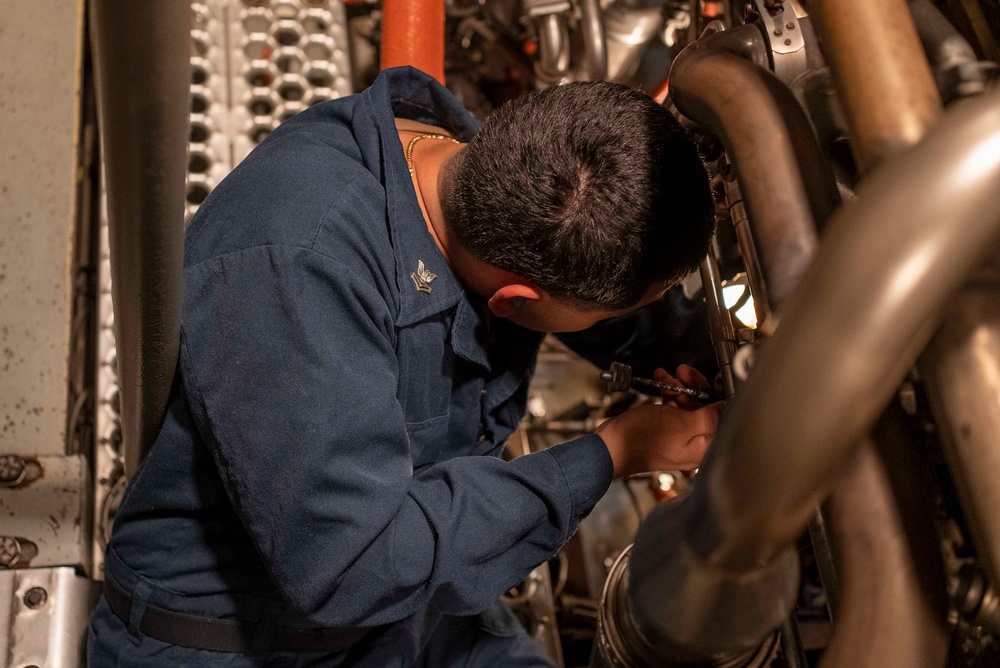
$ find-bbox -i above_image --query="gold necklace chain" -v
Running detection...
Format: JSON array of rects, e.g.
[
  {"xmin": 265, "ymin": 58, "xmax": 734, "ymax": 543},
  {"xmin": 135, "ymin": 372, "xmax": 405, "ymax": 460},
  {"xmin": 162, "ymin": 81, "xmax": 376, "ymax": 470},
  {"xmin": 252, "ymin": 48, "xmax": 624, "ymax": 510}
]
[{"xmin": 406, "ymin": 133, "xmax": 460, "ymax": 176}]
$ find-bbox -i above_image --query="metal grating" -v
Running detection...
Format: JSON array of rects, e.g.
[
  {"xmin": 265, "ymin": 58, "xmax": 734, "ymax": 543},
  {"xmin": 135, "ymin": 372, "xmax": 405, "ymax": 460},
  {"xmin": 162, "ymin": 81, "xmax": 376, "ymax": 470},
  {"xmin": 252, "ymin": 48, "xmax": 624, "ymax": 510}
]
[{"xmin": 92, "ymin": 0, "xmax": 354, "ymax": 578}]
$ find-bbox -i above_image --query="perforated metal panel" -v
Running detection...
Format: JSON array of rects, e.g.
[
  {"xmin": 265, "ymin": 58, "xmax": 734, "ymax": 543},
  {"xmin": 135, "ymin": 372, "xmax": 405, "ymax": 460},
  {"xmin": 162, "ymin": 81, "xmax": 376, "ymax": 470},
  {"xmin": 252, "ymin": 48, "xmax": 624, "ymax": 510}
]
[{"xmin": 93, "ymin": 0, "xmax": 354, "ymax": 578}]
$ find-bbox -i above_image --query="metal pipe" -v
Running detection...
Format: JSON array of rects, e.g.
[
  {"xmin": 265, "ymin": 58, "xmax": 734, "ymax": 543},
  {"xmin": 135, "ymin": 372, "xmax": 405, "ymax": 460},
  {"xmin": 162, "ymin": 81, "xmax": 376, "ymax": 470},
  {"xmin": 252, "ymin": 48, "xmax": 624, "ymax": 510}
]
[
  {"xmin": 723, "ymin": 177, "xmax": 771, "ymax": 326},
  {"xmin": 579, "ymin": 0, "xmax": 608, "ymax": 80},
  {"xmin": 534, "ymin": 12, "xmax": 573, "ymax": 86},
  {"xmin": 922, "ymin": 272, "xmax": 1000, "ymax": 590},
  {"xmin": 809, "ymin": 0, "xmax": 942, "ymax": 170},
  {"xmin": 668, "ymin": 27, "xmax": 840, "ymax": 308},
  {"xmin": 89, "ymin": 0, "xmax": 190, "ymax": 476},
  {"xmin": 626, "ymin": 89, "xmax": 1000, "ymax": 656},
  {"xmin": 699, "ymin": 251, "xmax": 740, "ymax": 398},
  {"xmin": 821, "ymin": 421, "xmax": 949, "ymax": 668}
]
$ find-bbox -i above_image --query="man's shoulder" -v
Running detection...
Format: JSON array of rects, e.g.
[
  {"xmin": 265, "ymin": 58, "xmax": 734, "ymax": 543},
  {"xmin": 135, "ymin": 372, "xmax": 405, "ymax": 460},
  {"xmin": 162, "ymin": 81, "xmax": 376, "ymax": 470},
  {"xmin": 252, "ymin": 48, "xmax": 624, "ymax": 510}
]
[{"xmin": 182, "ymin": 106, "xmax": 393, "ymax": 279}]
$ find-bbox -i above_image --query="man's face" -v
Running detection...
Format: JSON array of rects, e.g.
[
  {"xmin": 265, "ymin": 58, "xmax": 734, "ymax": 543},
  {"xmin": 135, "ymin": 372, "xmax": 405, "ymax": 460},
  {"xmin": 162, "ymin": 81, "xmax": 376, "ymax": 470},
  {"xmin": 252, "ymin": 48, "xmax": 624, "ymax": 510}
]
[{"xmin": 507, "ymin": 285, "xmax": 670, "ymax": 333}]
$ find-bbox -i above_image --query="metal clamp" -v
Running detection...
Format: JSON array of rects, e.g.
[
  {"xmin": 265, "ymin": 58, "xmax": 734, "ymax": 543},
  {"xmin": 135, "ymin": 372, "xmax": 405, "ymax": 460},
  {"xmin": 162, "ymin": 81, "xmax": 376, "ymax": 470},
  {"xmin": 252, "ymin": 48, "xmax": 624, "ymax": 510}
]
[{"xmin": 754, "ymin": 0, "xmax": 805, "ymax": 56}]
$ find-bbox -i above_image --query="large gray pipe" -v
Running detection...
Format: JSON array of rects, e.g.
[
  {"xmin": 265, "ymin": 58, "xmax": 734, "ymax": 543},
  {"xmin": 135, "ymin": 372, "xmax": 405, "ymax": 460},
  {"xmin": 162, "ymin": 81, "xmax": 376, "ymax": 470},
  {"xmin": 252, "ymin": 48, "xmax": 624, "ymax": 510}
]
[
  {"xmin": 668, "ymin": 26, "xmax": 840, "ymax": 310},
  {"xmin": 90, "ymin": 1, "xmax": 190, "ymax": 476},
  {"xmin": 627, "ymin": 89, "xmax": 1000, "ymax": 656}
]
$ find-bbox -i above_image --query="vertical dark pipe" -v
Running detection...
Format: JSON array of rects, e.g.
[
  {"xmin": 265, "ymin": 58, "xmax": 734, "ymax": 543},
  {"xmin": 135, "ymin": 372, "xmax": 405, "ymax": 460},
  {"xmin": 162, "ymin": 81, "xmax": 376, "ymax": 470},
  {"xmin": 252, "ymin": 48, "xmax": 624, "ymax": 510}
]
[
  {"xmin": 90, "ymin": 0, "xmax": 190, "ymax": 476},
  {"xmin": 820, "ymin": 425, "xmax": 949, "ymax": 668}
]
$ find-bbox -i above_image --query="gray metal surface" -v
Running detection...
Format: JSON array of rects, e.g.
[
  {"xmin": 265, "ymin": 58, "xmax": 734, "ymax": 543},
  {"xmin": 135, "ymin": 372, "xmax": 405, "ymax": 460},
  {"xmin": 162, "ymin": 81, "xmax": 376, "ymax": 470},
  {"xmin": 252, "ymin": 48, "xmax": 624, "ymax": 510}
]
[
  {"xmin": 92, "ymin": 0, "xmax": 354, "ymax": 579},
  {"xmin": 0, "ymin": 0, "xmax": 85, "ymax": 456},
  {"xmin": 627, "ymin": 88, "xmax": 1000, "ymax": 656},
  {"xmin": 0, "ymin": 455, "xmax": 90, "ymax": 571},
  {"xmin": 923, "ymin": 280, "xmax": 1000, "ymax": 592},
  {"xmin": 0, "ymin": 567, "xmax": 99, "ymax": 668}
]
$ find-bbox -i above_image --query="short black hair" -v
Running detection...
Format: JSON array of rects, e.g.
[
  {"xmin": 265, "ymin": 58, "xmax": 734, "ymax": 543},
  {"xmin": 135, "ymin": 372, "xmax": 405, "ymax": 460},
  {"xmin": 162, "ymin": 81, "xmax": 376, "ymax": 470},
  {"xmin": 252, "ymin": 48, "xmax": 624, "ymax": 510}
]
[{"xmin": 442, "ymin": 81, "xmax": 715, "ymax": 310}]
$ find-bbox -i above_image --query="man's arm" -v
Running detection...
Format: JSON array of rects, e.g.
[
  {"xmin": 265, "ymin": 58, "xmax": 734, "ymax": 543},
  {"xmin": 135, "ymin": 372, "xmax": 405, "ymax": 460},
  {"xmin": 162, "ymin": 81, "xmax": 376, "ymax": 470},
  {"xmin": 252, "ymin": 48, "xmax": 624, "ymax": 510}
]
[{"xmin": 180, "ymin": 244, "xmax": 614, "ymax": 628}]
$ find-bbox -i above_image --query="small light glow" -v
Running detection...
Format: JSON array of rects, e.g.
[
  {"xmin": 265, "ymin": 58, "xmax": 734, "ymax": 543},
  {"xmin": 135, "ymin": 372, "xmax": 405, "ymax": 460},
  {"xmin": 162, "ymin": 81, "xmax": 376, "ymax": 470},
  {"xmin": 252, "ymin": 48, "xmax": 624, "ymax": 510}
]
[{"xmin": 721, "ymin": 283, "xmax": 758, "ymax": 329}]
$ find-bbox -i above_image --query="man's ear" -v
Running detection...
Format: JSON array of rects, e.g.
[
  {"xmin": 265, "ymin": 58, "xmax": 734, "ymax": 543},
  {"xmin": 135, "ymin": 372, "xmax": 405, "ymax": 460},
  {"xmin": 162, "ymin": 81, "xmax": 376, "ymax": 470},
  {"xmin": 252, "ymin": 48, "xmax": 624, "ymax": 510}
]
[{"xmin": 487, "ymin": 283, "xmax": 542, "ymax": 318}]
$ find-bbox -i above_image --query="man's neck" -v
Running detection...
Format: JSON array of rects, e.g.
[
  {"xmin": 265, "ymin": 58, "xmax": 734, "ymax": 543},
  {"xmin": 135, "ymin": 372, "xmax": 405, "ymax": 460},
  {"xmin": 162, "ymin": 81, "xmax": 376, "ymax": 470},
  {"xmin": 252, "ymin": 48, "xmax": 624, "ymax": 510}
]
[{"xmin": 397, "ymin": 122, "xmax": 511, "ymax": 300}]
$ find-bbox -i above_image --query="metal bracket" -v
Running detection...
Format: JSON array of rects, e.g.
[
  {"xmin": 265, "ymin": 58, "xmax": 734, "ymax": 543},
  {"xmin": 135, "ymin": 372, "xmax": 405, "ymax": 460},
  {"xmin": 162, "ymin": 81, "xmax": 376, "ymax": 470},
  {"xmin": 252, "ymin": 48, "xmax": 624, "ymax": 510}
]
[{"xmin": 754, "ymin": 0, "xmax": 805, "ymax": 55}]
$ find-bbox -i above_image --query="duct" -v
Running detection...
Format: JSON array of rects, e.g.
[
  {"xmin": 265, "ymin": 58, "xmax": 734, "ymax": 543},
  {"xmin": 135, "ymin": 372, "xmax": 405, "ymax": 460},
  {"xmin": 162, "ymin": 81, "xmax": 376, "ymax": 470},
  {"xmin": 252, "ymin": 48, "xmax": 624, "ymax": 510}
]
[
  {"xmin": 922, "ymin": 270, "xmax": 1000, "ymax": 591},
  {"xmin": 668, "ymin": 26, "xmax": 839, "ymax": 309},
  {"xmin": 809, "ymin": 0, "xmax": 942, "ymax": 171},
  {"xmin": 820, "ymin": 417, "xmax": 949, "ymax": 668},
  {"xmin": 625, "ymin": 88, "xmax": 1000, "ymax": 657},
  {"xmin": 910, "ymin": 0, "xmax": 994, "ymax": 103},
  {"xmin": 89, "ymin": 0, "xmax": 190, "ymax": 476}
]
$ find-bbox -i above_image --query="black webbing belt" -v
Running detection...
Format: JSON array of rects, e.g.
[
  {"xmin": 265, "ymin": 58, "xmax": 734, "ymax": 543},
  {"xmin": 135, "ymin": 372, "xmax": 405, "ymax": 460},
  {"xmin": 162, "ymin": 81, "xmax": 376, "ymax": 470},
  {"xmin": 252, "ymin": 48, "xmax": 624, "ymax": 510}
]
[{"xmin": 103, "ymin": 576, "xmax": 369, "ymax": 654}]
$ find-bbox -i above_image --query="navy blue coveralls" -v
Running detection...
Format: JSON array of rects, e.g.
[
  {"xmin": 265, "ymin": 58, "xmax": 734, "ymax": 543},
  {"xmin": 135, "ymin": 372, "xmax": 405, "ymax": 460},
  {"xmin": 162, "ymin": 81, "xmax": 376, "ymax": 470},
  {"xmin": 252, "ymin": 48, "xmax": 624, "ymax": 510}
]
[{"xmin": 88, "ymin": 67, "xmax": 713, "ymax": 667}]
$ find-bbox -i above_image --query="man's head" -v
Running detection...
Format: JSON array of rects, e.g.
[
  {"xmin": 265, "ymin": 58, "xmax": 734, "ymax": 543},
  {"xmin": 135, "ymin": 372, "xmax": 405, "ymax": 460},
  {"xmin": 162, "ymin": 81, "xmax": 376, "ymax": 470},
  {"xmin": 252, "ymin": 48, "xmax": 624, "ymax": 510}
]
[{"xmin": 440, "ymin": 81, "xmax": 715, "ymax": 331}]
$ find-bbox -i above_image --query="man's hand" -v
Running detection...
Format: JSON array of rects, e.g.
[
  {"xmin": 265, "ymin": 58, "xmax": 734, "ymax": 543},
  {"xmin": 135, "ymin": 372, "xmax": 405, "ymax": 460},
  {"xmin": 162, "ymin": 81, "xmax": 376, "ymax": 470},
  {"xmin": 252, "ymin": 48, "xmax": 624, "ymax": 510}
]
[{"xmin": 595, "ymin": 400, "xmax": 723, "ymax": 478}]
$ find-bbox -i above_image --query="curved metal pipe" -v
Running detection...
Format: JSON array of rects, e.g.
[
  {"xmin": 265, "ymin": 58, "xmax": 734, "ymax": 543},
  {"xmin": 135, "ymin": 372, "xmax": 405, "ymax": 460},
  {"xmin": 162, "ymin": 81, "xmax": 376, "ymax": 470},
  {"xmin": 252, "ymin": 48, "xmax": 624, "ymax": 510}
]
[
  {"xmin": 626, "ymin": 89, "xmax": 1000, "ymax": 656},
  {"xmin": 668, "ymin": 27, "xmax": 840, "ymax": 309},
  {"xmin": 90, "ymin": 0, "xmax": 190, "ymax": 476},
  {"xmin": 809, "ymin": 0, "xmax": 941, "ymax": 171}
]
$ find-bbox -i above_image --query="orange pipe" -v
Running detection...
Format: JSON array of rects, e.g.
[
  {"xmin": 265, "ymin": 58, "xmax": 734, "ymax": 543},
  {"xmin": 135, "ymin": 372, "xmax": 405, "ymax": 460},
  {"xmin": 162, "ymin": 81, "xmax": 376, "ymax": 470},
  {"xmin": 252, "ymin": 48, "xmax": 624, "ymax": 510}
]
[{"xmin": 381, "ymin": 0, "xmax": 445, "ymax": 84}]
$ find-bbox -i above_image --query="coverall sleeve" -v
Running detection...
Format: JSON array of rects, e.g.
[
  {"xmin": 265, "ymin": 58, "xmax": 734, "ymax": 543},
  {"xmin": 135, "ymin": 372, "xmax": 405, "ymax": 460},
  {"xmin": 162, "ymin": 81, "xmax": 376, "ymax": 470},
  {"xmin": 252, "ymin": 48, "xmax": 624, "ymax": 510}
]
[{"xmin": 179, "ymin": 244, "xmax": 613, "ymax": 628}]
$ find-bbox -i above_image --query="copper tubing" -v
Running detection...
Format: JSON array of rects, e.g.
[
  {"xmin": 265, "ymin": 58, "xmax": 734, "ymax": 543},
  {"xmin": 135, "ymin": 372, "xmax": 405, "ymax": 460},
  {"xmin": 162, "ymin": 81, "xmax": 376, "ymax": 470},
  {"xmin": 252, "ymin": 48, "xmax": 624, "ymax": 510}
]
[
  {"xmin": 810, "ymin": 0, "xmax": 942, "ymax": 171},
  {"xmin": 381, "ymin": 0, "xmax": 445, "ymax": 84},
  {"xmin": 90, "ymin": 0, "xmax": 191, "ymax": 475}
]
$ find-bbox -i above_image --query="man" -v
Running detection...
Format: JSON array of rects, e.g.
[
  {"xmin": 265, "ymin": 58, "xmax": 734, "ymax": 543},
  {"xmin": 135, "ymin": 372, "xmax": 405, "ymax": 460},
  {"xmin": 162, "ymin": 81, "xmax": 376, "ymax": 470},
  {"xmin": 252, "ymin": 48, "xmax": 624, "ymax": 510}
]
[{"xmin": 88, "ymin": 67, "xmax": 719, "ymax": 666}]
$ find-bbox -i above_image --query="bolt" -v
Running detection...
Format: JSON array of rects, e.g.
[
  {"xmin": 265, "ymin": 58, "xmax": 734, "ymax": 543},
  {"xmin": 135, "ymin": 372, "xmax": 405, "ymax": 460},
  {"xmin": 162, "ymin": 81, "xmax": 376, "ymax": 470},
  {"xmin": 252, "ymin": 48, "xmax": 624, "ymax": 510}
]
[
  {"xmin": 738, "ymin": 329, "xmax": 755, "ymax": 343},
  {"xmin": 23, "ymin": 587, "xmax": 47, "ymax": 610}
]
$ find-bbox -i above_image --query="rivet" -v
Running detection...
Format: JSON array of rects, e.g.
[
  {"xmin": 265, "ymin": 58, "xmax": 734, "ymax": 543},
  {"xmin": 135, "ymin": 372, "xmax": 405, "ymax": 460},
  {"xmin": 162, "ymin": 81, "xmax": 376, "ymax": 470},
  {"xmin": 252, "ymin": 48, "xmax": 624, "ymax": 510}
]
[
  {"xmin": 784, "ymin": 38, "xmax": 792, "ymax": 45},
  {"xmin": 774, "ymin": 27, "xmax": 783, "ymax": 36},
  {"xmin": 23, "ymin": 587, "xmax": 47, "ymax": 610},
  {"xmin": 786, "ymin": 22, "xmax": 795, "ymax": 29}
]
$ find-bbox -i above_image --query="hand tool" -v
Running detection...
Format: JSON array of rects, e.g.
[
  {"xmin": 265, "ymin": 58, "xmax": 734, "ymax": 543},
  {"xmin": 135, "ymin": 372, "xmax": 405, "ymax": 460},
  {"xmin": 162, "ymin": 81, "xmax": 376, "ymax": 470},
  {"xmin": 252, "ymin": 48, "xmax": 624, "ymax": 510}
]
[{"xmin": 600, "ymin": 361, "xmax": 720, "ymax": 403}]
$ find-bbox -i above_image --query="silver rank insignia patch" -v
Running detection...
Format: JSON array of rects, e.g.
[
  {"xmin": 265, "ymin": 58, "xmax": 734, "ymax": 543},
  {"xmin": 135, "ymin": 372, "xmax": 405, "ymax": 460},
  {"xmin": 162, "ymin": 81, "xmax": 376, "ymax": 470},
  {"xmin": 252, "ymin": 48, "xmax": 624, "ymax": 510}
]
[{"xmin": 411, "ymin": 260, "xmax": 437, "ymax": 294}]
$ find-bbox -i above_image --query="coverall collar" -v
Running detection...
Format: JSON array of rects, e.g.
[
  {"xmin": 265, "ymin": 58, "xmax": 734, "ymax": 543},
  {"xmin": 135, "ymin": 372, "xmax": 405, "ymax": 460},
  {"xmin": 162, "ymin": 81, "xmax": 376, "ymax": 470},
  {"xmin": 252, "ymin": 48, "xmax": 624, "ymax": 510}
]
[{"xmin": 364, "ymin": 66, "xmax": 483, "ymax": 329}]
